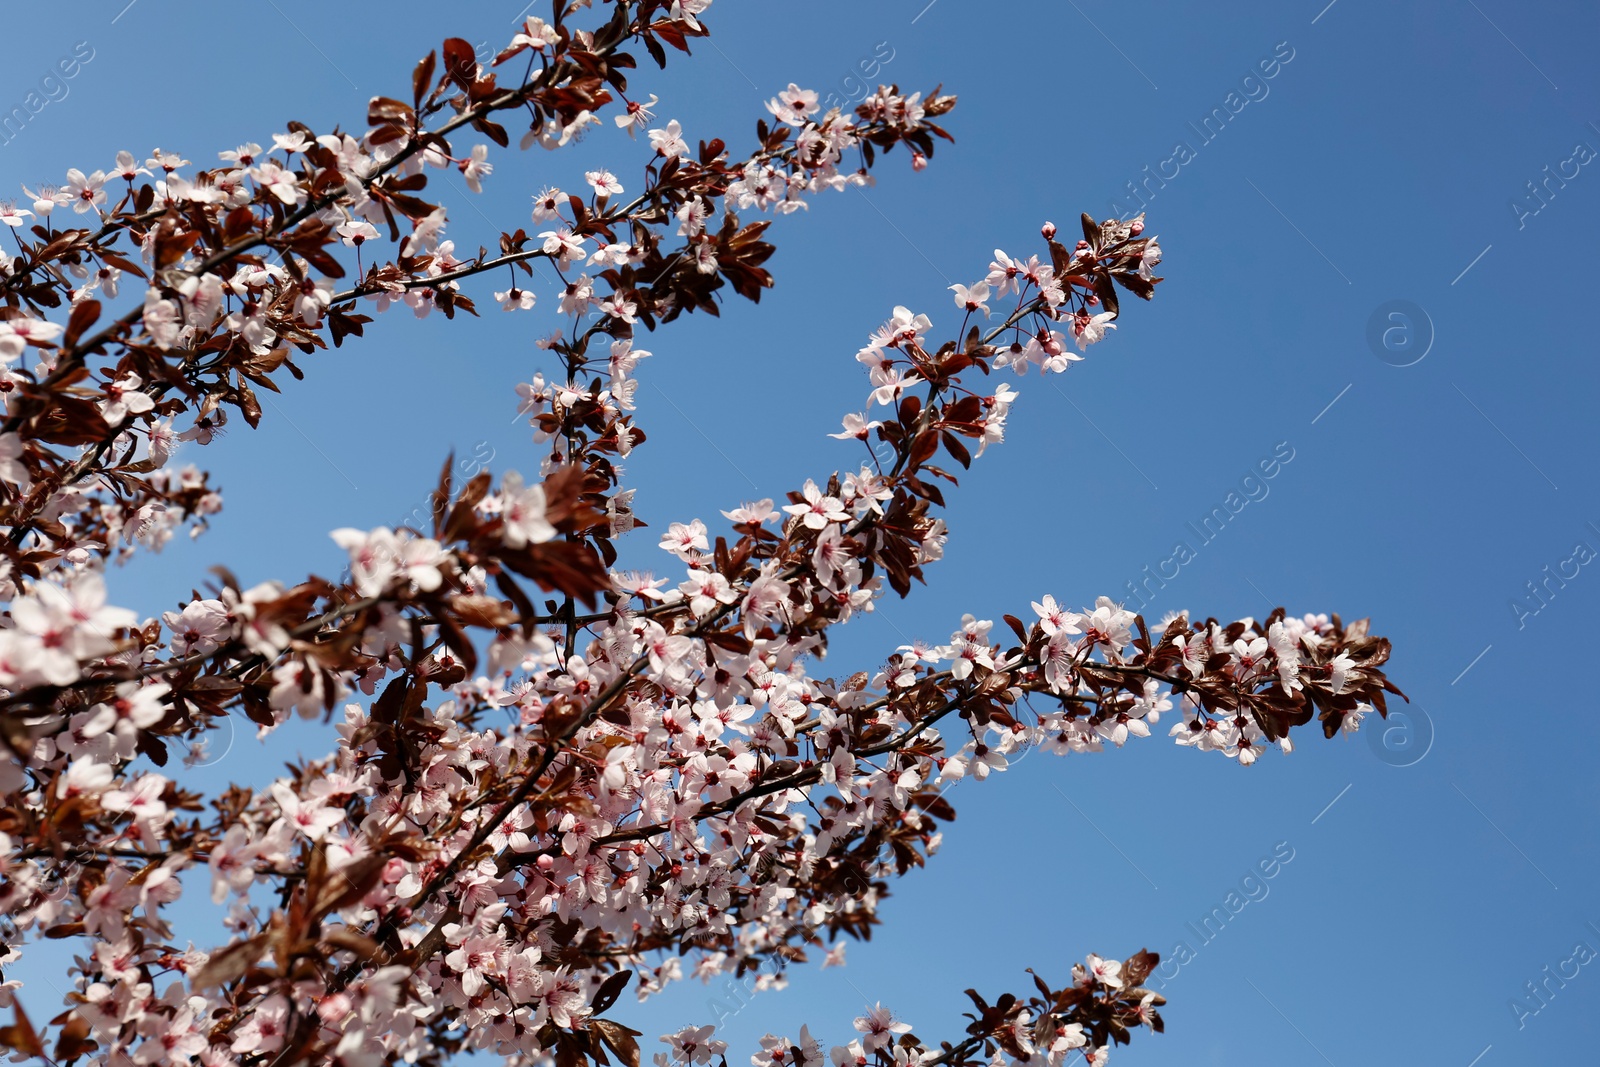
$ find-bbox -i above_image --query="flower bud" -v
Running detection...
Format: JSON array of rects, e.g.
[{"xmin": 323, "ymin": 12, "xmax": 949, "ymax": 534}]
[
  {"xmin": 318, "ymin": 994, "xmax": 353, "ymax": 1025},
  {"xmin": 1129, "ymin": 219, "xmax": 1145, "ymax": 236},
  {"xmin": 1040, "ymin": 221, "xmax": 1056, "ymax": 240}
]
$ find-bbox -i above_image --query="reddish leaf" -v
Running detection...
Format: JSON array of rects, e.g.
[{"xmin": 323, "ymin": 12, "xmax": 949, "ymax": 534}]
[
  {"xmin": 369, "ymin": 96, "xmax": 415, "ymax": 125},
  {"xmin": 941, "ymin": 430, "xmax": 972, "ymax": 469},
  {"xmin": 62, "ymin": 299, "xmax": 100, "ymax": 350},
  {"xmin": 442, "ymin": 37, "xmax": 478, "ymax": 91},
  {"xmin": 413, "ymin": 50, "xmax": 437, "ymax": 108},
  {"xmin": 503, "ymin": 541, "xmax": 610, "ymax": 607}
]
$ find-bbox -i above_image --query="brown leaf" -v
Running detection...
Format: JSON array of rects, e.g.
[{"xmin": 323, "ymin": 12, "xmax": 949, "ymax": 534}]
[
  {"xmin": 328, "ymin": 306, "xmax": 371, "ymax": 348},
  {"xmin": 62, "ymin": 299, "xmax": 101, "ymax": 350},
  {"xmin": 450, "ymin": 594, "xmax": 517, "ymax": 629},
  {"xmin": 192, "ymin": 935, "xmax": 264, "ymax": 990},
  {"xmin": 313, "ymin": 854, "xmax": 388, "ymax": 917},
  {"xmin": 1122, "ymin": 948, "xmax": 1159, "ymax": 988},
  {"xmin": 412, "ymin": 50, "xmax": 437, "ymax": 108},
  {"xmin": 1080, "ymin": 212, "xmax": 1100, "ymax": 248},
  {"xmin": 153, "ymin": 218, "xmax": 200, "ymax": 269},
  {"xmin": 442, "ymin": 37, "xmax": 478, "ymax": 92},
  {"xmin": 503, "ymin": 541, "xmax": 610, "ymax": 607},
  {"xmin": 590, "ymin": 970, "xmax": 633, "ymax": 1014},
  {"xmin": 913, "ymin": 792, "xmax": 957, "ymax": 821},
  {"xmin": 321, "ymin": 927, "xmax": 383, "ymax": 962},
  {"xmin": 702, "ymin": 628, "xmax": 753, "ymax": 655},
  {"xmin": 370, "ymin": 674, "xmax": 410, "ymax": 727},
  {"xmin": 542, "ymin": 463, "xmax": 599, "ymax": 529},
  {"xmin": 369, "ymin": 96, "xmax": 415, "ymax": 125},
  {"xmin": 944, "ymin": 395, "xmax": 982, "ymax": 425},
  {"xmin": 592, "ymin": 1020, "xmax": 641, "ymax": 1067},
  {"xmin": 0, "ymin": 1003, "xmax": 42, "ymax": 1059},
  {"xmin": 442, "ymin": 470, "xmax": 492, "ymax": 542},
  {"xmin": 135, "ymin": 730, "xmax": 168, "ymax": 767},
  {"xmin": 430, "ymin": 452, "xmax": 454, "ymax": 537},
  {"xmin": 941, "ymin": 431, "xmax": 972, "ymax": 469},
  {"xmin": 52, "ymin": 1011, "xmax": 93, "ymax": 1062},
  {"xmin": 1112, "ymin": 271, "xmax": 1157, "ymax": 300},
  {"xmin": 28, "ymin": 396, "xmax": 113, "ymax": 447},
  {"xmin": 234, "ymin": 379, "xmax": 262, "ymax": 429}
]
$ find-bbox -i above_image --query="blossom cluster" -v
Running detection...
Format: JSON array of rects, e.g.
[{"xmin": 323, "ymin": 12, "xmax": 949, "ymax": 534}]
[
  {"xmin": 0, "ymin": 0, "xmax": 953, "ymax": 596},
  {"xmin": 0, "ymin": 6, "xmax": 1402, "ymax": 1067}
]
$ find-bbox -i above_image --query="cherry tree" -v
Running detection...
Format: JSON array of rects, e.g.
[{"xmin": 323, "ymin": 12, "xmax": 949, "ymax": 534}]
[{"xmin": 0, "ymin": 4, "xmax": 1405, "ymax": 1067}]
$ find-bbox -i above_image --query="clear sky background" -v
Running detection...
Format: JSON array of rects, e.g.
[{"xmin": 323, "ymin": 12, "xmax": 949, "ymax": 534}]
[{"xmin": 7, "ymin": 1, "xmax": 1600, "ymax": 1065}]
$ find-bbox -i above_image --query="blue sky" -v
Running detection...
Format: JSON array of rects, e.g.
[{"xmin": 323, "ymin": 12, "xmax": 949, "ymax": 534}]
[{"xmin": 7, "ymin": 1, "xmax": 1600, "ymax": 1065}]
